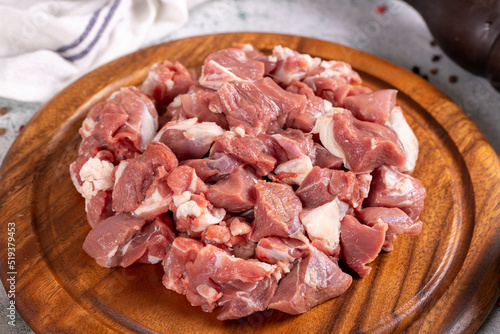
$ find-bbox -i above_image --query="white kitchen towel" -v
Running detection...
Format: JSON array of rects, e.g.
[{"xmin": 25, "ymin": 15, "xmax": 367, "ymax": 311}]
[{"xmin": 0, "ymin": 0, "xmax": 207, "ymax": 103}]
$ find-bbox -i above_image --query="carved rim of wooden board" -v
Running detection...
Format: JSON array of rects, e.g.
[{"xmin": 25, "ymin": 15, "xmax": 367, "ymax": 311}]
[{"xmin": 0, "ymin": 33, "xmax": 499, "ymax": 334}]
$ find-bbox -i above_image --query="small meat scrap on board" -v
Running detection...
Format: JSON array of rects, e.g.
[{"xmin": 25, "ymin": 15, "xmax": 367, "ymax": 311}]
[{"xmin": 71, "ymin": 43, "xmax": 427, "ymax": 321}]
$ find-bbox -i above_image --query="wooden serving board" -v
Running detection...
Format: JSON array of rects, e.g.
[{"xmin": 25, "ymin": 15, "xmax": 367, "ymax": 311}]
[{"xmin": 1, "ymin": 32, "xmax": 499, "ymax": 334}]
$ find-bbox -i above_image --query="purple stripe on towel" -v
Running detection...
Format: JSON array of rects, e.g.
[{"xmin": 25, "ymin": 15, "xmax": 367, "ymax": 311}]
[
  {"xmin": 63, "ymin": 0, "xmax": 121, "ymax": 62},
  {"xmin": 57, "ymin": 7, "xmax": 102, "ymax": 53}
]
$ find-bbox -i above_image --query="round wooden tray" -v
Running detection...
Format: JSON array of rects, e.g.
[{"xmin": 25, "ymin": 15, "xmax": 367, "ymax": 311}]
[{"xmin": 1, "ymin": 32, "xmax": 499, "ymax": 334}]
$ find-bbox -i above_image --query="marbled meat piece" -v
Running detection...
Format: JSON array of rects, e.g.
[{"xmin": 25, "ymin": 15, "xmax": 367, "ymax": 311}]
[
  {"xmin": 206, "ymin": 166, "xmax": 258, "ymax": 212},
  {"xmin": 255, "ymin": 237, "xmax": 308, "ymax": 274},
  {"xmin": 183, "ymin": 244, "xmax": 276, "ymax": 316},
  {"xmin": 366, "ymin": 165, "xmax": 426, "ymax": 221},
  {"xmin": 167, "ymin": 166, "xmax": 226, "ymax": 235},
  {"xmin": 141, "ymin": 60, "xmax": 195, "ymax": 112},
  {"xmin": 209, "ymin": 77, "xmax": 306, "ymax": 135},
  {"xmin": 343, "ymin": 89, "xmax": 397, "ymax": 125},
  {"xmin": 70, "ymin": 86, "xmax": 159, "ymax": 188},
  {"xmin": 154, "ymin": 118, "xmax": 224, "ymax": 160},
  {"xmin": 163, "ymin": 237, "xmax": 204, "ymax": 295},
  {"xmin": 181, "ymin": 153, "xmax": 242, "ymax": 182},
  {"xmin": 210, "ymin": 131, "xmax": 277, "ymax": 177},
  {"xmin": 250, "ymin": 180, "xmax": 307, "ymax": 243},
  {"xmin": 356, "ymin": 207, "xmax": 422, "ymax": 252},
  {"xmin": 268, "ymin": 245, "xmax": 352, "ymax": 314},
  {"xmin": 120, "ymin": 214, "xmax": 176, "ymax": 267},
  {"xmin": 85, "ymin": 190, "xmax": 113, "ymax": 228},
  {"xmin": 340, "ymin": 214, "xmax": 387, "ymax": 277},
  {"xmin": 112, "ymin": 142, "xmax": 178, "ymax": 213},
  {"xmin": 82, "ymin": 213, "xmax": 148, "ymax": 267},
  {"xmin": 268, "ymin": 45, "xmax": 321, "ymax": 86},
  {"xmin": 313, "ymin": 108, "xmax": 406, "ymax": 173},
  {"xmin": 296, "ymin": 166, "xmax": 363, "ymax": 209},
  {"xmin": 165, "ymin": 84, "xmax": 229, "ymax": 129},
  {"xmin": 199, "ymin": 47, "xmax": 265, "ymax": 90},
  {"xmin": 133, "ymin": 165, "xmax": 173, "ymax": 219}
]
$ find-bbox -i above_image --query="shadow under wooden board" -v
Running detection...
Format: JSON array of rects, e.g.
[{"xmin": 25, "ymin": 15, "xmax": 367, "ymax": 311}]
[{"xmin": 0, "ymin": 32, "xmax": 499, "ymax": 334}]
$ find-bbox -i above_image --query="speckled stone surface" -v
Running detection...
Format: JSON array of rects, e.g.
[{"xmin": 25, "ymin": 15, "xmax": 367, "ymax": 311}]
[{"xmin": 0, "ymin": 1, "xmax": 498, "ymax": 333}]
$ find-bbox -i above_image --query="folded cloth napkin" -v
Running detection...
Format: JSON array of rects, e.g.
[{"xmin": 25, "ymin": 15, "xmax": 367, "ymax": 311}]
[{"xmin": 0, "ymin": 0, "xmax": 207, "ymax": 103}]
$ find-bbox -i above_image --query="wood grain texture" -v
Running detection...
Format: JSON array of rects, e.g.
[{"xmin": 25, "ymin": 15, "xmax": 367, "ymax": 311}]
[{"xmin": 1, "ymin": 32, "xmax": 499, "ymax": 334}]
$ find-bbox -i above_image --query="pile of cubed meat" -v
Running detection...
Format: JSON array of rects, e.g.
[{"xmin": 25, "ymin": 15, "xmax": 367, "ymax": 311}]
[{"xmin": 70, "ymin": 44, "xmax": 426, "ymax": 320}]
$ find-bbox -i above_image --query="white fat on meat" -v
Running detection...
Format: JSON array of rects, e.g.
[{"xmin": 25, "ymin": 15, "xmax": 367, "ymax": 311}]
[
  {"xmin": 300, "ymin": 198, "xmax": 349, "ymax": 248},
  {"xmin": 311, "ymin": 108, "xmax": 349, "ymax": 169},
  {"xmin": 79, "ymin": 157, "xmax": 115, "ymax": 200},
  {"xmin": 271, "ymin": 46, "xmax": 321, "ymax": 85},
  {"xmin": 134, "ymin": 188, "xmax": 172, "ymax": 217},
  {"xmin": 385, "ymin": 106, "xmax": 419, "ymax": 173},
  {"xmin": 199, "ymin": 60, "xmax": 244, "ymax": 90},
  {"xmin": 274, "ymin": 155, "xmax": 313, "ymax": 186},
  {"xmin": 80, "ymin": 117, "xmax": 96, "ymax": 138},
  {"xmin": 154, "ymin": 117, "xmax": 224, "ymax": 142},
  {"xmin": 139, "ymin": 97, "xmax": 158, "ymax": 150},
  {"xmin": 174, "ymin": 191, "xmax": 226, "ymax": 232},
  {"xmin": 113, "ymin": 160, "xmax": 129, "ymax": 188}
]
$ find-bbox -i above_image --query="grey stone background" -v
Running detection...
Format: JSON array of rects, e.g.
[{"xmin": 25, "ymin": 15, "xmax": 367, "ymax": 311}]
[{"xmin": 0, "ymin": 0, "xmax": 498, "ymax": 333}]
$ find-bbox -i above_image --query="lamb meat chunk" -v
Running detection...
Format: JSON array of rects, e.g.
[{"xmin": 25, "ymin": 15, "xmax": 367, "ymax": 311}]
[
  {"xmin": 183, "ymin": 244, "xmax": 276, "ymax": 314},
  {"xmin": 285, "ymin": 81, "xmax": 330, "ymax": 133},
  {"xmin": 313, "ymin": 108, "xmax": 406, "ymax": 173},
  {"xmin": 385, "ymin": 106, "xmax": 419, "ymax": 173},
  {"xmin": 299, "ymin": 198, "xmax": 349, "ymax": 257},
  {"xmin": 199, "ymin": 48, "xmax": 265, "ymax": 90},
  {"xmin": 162, "ymin": 237, "xmax": 204, "ymax": 295},
  {"xmin": 366, "ymin": 165, "xmax": 426, "ymax": 221},
  {"xmin": 120, "ymin": 214, "xmax": 176, "ymax": 267},
  {"xmin": 166, "ymin": 84, "xmax": 229, "ymax": 129},
  {"xmin": 206, "ymin": 166, "xmax": 258, "ymax": 213},
  {"xmin": 141, "ymin": 60, "xmax": 195, "ymax": 112},
  {"xmin": 85, "ymin": 190, "xmax": 113, "ymax": 228},
  {"xmin": 255, "ymin": 237, "xmax": 309, "ymax": 274},
  {"xmin": 311, "ymin": 143, "xmax": 343, "ymax": 169},
  {"xmin": 271, "ymin": 155, "xmax": 313, "ymax": 186},
  {"xmin": 340, "ymin": 215, "xmax": 387, "ymax": 277},
  {"xmin": 250, "ymin": 180, "xmax": 307, "ymax": 243},
  {"xmin": 268, "ymin": 45, "xmax": 321, "ymax": 86},
  {"xmin": 302, "ymin": 60, "xmax": 366, "ymax": 106},
  {"xmin": 133, "ymin": 166, "xmax": 173, "ymax": 220},
  {"xmin": 181, "ymin": 153, "xmax": 242, "ymax": 182},
  {"xmin": 356, "ymin": 207, "xmax": 422, "ymax": 252},
  {"xmin": 268, "ymin": 245, "xmax": 352, "ymax": 315},
  {"xmin": 210, "ymin": 131, "xmax": 277, "ymax": 177},
  {"xmin": 77, "ymin": 156, "xmax": 115, "ymax": 200},
  {"xmin": 154, "ymin": 118, "xmax": 224, "ymax": 160},
  {"xmin": 232, "ymin": 43, "xmax": 277, "ymax": 74},
  {"xmin": 82, "ymin": 213, "xmax": 148, "ymax": 267},
  {"xmin": 217, "ymin": 276, "xmax": 278, "ymax": 321},
  {"xmin": 296, "ymin": 166, "xmax": 363, "ymax": 209},
  {"xmin": 167, "ymin": 165, "xmax": 208, "ymax": 195},
  {"xmin": 112, "ymin": 142, "xmax": 178, "ymax": 213},
  {"xmin": 343, "ymin": 89, "xmax": 397, "ymax": 124},
  {"xmin": 270, "ymin": 128, "xmax": 315, "ymax": 160},
  {"xmin": 209, "ymin": 77, "xmax": 306, "ymax": 136}
]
